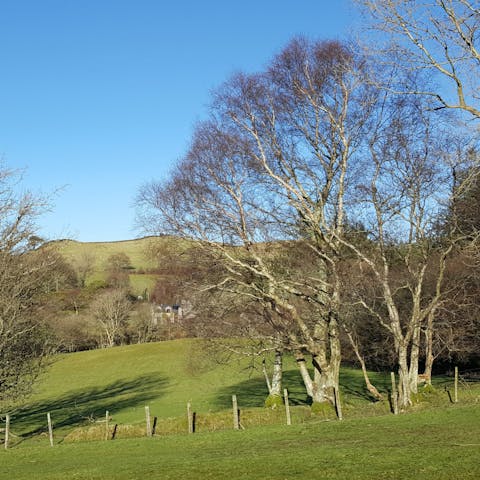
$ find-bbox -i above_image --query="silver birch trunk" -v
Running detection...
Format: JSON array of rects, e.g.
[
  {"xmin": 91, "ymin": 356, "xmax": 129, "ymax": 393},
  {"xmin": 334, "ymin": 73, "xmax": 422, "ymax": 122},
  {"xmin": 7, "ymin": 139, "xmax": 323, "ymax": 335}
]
[
  {"xmin": 296, "ymin": 353, "xmax": 314, "ymax": 398},
  {"xmin": 270, "ymin": 349, "xmax": 283, "ymax": 397},
  {"xmin": 397, "ymin": 344, "xmax": 412, "ymax": 409},
  {"xmin": 408, "ymin": 322, "xmax": 421, "ymax": 395},
  {"xmin": 295, "ymin": 321, "xmax": 342, "ymax": 408},
  {"xmin": 263, "ymin": 350, "xmax": 283, "ymax": 400},
  {"xmin": 422, "ymin": 310, "xmax": 435, "ymax": 385}
]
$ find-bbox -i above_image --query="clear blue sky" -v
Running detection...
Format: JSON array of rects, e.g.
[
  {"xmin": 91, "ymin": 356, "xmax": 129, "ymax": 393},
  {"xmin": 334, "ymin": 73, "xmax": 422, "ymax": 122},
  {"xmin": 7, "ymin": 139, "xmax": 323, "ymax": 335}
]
[{"xmin": 0, "ymin": 0, "xmax": 355, "ymax": 242}]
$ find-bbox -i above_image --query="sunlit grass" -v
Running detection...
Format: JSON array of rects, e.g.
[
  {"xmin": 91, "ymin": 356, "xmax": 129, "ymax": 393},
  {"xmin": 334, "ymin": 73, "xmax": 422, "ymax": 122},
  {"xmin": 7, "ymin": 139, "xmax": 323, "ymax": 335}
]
[
  {"xmin": 5, "ymin": 339, "xmax": 478, "ymax": 449},
  {"xmin": 2, "ymin": 404, "xmax": 479, "ymax": 480}
]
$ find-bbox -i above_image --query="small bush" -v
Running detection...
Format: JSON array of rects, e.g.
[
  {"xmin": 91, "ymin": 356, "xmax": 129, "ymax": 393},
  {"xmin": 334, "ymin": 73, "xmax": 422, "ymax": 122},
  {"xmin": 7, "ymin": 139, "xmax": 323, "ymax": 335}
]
[
  {"xmin": 264, "ymin": 394, "xmax": 283, "ymax": 409},
  {"xmin": 411, "ymin": 384, "xmax": 443, "ymax": 405},
  {"xmin": 311, "ymin": 401, "xmax": 336, "ymax": 419}
]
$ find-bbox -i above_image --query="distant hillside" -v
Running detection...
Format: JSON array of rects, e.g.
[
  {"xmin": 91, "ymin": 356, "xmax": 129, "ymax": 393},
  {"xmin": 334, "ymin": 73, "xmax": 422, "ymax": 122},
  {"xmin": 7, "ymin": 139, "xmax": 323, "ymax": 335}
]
[
  {"xmin": 52, "ymin": 236, "xmax": 172, "ymax": 295},
  {"xmin": 54, "ymin": 237, "xmax": 158, "ymax": 269}
]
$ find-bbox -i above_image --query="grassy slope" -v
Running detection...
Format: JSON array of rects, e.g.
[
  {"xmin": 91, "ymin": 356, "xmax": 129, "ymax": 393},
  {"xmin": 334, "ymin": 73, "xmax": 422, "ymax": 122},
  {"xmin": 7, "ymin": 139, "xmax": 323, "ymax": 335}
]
[
  {"xmin": 8, "ymin": 340, "xmax": 474, "ymax": 439},
  {"xmin": 56, "ymin": 237, "xmax": 157, "ymax": 271},
  {"xmin": 54, "ymin": 237, "xmax": 165, "ymax": 294},
  {"xmin": 9, "ymin": 340, "xmax": 304, "ymax": 438},
  {"xmin": 9, "ymin": 339, "xmax": 397, "ymax": 440}
]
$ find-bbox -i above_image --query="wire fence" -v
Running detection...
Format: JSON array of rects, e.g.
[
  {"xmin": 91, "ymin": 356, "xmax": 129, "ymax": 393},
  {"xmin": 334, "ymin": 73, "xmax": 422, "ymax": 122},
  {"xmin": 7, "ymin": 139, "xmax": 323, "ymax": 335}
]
[{"xmin": 1, "ymin": 389, "xmax": 313, "ymax": 449}]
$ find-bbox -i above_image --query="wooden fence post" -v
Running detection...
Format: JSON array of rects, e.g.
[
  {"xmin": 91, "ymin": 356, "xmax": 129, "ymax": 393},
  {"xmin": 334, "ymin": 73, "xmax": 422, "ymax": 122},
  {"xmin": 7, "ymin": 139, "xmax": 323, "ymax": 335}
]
[
  {"xmin": 187, "ymin": 402, "xmax": 193, "ymax": 434},
  {"xmin": 232, "ymin": 395, "xmax": 239, "ymax": 430},
  {"xmin": 105, "ymin": 410, "xmax": 109, "ymax": 441},
  {"xmin": 4, "ymin": 414, "xmax": 10, "ymax": 450},
  {"xmin": 145, "ymin": 406, "xmax": 152, "ymax": 437},
  {"xmin": 454, "ymin": 366, "xmax": 459, "ymax": 403},
  {"xmin": 334, "ymin": 387, "xmax": 343, "ymax": 421},
  {"xmin": 284, "ymin": 389, "xmax": 291, "ymax": 426},
  {"xmin": 47, "ymin": 413, "xmax": 54, "ymax": 447},
  {"xmin": 391, "ymin": 372, "xmax": 399, "ymax": 415}
]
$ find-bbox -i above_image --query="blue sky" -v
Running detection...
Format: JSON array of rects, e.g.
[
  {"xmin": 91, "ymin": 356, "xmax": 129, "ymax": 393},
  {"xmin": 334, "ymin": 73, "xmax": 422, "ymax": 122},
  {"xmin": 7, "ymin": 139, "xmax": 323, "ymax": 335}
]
[{"xmin": 0, "ymin": 0, "xmax": 355, "ymax": 242}]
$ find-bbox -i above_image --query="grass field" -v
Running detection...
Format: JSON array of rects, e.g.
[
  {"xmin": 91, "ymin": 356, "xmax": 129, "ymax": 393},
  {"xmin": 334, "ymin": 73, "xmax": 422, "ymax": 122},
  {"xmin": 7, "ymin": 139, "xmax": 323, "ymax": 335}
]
[
  {"xmin": 53, "ymin": 236, "xmax": 167, "ymax": 295},
  {"xmin": 55, "ymin": 237, "xmax": 158, "ymax": 272},
  {"xmin": 4, "ymin": 340, "xmax": 477, "ymax": 439},
  {"xmin": 5, "ymin": 340, "xmax": 328, "ymax": 442},
  {"xmin": 2, "ymin": 339, "xmax": 479, "ymax": 478},
  {"xmin": 2, "ymin": 404, "xmax": 479, "ymax": 479}
]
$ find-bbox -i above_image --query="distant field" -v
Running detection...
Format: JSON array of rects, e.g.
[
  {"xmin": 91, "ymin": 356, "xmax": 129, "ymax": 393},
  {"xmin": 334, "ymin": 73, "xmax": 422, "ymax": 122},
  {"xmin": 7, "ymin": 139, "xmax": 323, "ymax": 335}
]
[
  {"xmin": 53, "ymin": 236, "xmax": 171, "ymax": 295},
  {"xmin": 54, "ymin": 237, "xmax": 159, "ymax": 271}
]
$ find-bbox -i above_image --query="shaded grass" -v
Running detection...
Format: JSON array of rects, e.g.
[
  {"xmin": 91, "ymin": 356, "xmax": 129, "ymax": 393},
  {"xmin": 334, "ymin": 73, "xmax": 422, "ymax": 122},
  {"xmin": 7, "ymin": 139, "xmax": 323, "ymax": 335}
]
[
  {"xmin": 10, "ymin": 374, "xmax": 169, "ymax": 441},
  {"xmin": 2, "ymin": 404, "xmax": 479, "ymax": 479}
]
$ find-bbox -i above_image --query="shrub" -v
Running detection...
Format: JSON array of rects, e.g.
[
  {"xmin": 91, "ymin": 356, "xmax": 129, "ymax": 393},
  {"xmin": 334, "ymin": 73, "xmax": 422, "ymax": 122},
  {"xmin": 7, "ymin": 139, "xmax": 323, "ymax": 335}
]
[
  {"xmin": 264, "ymin": 394, "xmax": 283, "ymax": 409},
  {"xmin": 411, "ymin": 384, "xmax": 442, "ymax": 405},
  {"xmin": 311, "ymin": 401, "xmax": 336, "ymax": 419}
]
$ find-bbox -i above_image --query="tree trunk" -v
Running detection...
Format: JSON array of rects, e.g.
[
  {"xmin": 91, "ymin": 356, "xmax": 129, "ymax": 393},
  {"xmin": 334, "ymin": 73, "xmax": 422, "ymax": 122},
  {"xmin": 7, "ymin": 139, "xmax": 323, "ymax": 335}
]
[
  {"xmin": 270, "ymin": 349, "xmax": 283, "ymax": 397},
  {"xmin": 397, "ymin": 344, "xmax": 412, "ymax": 409},
  {"xmin": 311, "ymin": 360, "xmax": 338, "ymax": 404},
  {"xmin": 422, "ymin": 310, "xmax": 435, "ymax": 385},
  {"xmin": 263, "ymin": 349, "xmax": 283, "ymax": 397},
  {"xmin": 295, "ymin": 352, "xmax": 314, "ymax": 398},
  {"xmin": 294, "ymin": 327, "xmax": 341, "ymax": 409},
  {"xmin": 408, "ymin": 322, "xmax": 421, "ymax": 395}
]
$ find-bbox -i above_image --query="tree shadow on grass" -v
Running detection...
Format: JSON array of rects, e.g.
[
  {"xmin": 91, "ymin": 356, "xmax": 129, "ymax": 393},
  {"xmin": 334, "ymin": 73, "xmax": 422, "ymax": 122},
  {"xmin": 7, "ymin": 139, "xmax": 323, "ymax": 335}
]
[
  {"xmin": 339, "ymin": 368, "xmax": 390, "ymax": 401},
  {"xmin": 9, "ymin": 374, "xmax": 170, "ymax": 438},
  {"xmin": 212, "ymin": 369, "xmax": 310, "ymax": 410},
  {"xmin": 212, "ymin": 367, "xmax": 392, "ymax": 410}
]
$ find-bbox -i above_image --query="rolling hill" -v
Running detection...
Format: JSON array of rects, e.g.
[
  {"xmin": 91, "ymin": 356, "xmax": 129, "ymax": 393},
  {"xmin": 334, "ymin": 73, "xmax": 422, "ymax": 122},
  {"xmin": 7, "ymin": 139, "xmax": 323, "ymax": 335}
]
[{"xmin": 52, "ymin": 236, "xmax": 172, "ymax": 296}]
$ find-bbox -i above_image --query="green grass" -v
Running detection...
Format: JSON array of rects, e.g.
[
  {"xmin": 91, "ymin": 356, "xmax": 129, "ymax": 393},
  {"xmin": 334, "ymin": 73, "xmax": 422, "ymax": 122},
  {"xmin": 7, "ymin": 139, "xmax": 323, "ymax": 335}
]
[
  {"xmin": 2, "ymin": 404, "xmax": 479, "ymax": 479},
  {"xmin": 52, "ymin": 236, "xmax": 173, "ymax": 295},
  {"xmin": 128, "ymin": 273, "xmax": 158, "ymax": 295},
  {"xmin": 56, "ymin": 238, "xmax": 158, "ymax": 271},
  {"xmin": 6, "ymin": 340, "xmax": 314, "ymax": 442},
  {"xmin": 4, "ymin": 339, "xmax": 477, "ymax": 446},
  {"xmin": 2, "ymin": 339, "xmax": 479, "ymax": 478}
]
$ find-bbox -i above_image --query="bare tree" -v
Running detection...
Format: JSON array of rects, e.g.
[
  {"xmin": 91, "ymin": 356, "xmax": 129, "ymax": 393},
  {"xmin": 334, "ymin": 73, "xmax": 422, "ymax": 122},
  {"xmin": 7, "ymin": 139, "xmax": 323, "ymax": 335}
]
[
  {"xmin": 105, "ymin": 252, "xmax": 132, "ymax": 288},
  {"xmin": 138, "ymin": 38, "xmax": 375, "ymax": 409},
  {"xmin": 73, "ymin": 250, "xmax": 96, "ymax": 288},
  {"xmin": 357, "ymin": 0, "xmax": 480, "ymax": 119},
  {"xmin": 0, "ymin": 166, "xmax": 60, "ymax": 405},
  {"xmin": 90, "ymin": 289, "xmax": 132, "ymax": 347},
  {"xmin": 338, "ymin": 87, "xmax": 480, "ymax": 407}
]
